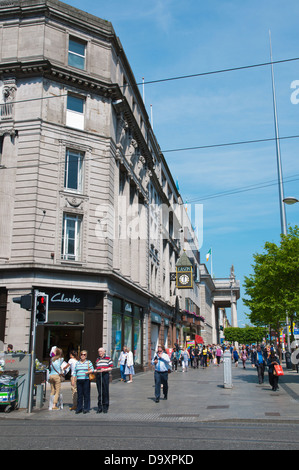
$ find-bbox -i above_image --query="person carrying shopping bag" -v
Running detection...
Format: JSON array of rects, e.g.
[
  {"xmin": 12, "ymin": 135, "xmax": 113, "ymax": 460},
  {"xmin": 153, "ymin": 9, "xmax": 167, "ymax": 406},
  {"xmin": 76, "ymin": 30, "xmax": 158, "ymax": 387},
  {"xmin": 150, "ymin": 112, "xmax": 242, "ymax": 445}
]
[{"xmin": 267, "ymin": 350, "xmax": 281, "ymax": 392}]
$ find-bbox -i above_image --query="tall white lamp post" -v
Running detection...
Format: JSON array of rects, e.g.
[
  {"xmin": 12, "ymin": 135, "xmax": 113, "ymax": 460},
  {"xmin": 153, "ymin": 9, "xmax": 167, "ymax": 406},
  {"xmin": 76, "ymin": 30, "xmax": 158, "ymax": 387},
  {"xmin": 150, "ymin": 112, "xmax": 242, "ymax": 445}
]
[{"xmin": 270, "ymin": 32, "xmax": 292, "ymax": 350}]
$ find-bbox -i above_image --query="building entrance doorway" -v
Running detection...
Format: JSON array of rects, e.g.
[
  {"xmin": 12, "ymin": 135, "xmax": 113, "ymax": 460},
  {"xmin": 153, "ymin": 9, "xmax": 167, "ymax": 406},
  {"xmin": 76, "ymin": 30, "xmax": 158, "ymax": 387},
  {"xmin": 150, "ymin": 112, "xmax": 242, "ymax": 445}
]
[{"xmin": 43, "ymin": 325, "xmax": 83, "ymax": 362}]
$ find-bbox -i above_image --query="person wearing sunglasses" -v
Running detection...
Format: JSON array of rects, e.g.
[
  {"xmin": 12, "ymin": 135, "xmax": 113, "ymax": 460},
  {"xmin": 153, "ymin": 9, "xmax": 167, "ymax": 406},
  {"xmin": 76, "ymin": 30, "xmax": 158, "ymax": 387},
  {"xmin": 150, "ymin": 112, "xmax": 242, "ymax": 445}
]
[{"xmin": 73, "ymin": 350, "xmax": 94, "ymax": 414}]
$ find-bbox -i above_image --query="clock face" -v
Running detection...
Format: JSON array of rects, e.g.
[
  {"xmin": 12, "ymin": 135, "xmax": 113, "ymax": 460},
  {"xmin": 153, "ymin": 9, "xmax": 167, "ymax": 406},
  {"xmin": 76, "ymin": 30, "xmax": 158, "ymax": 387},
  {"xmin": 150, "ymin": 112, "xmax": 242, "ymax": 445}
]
[{"xmin": 179, "ymin": 274, "xmax": 190, "ymax": 285}]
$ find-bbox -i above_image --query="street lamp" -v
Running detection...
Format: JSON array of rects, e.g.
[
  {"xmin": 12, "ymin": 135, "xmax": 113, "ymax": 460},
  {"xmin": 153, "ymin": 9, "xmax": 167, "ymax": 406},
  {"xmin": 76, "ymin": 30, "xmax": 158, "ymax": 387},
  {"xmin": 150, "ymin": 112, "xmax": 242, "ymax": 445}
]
[
  {"xmin": 283, "ymin": 197, "xmax": 299, "ymax": 205},
  {"xmin": 270, "ymin": 33, "xmax": 291, "ymax": 350}
]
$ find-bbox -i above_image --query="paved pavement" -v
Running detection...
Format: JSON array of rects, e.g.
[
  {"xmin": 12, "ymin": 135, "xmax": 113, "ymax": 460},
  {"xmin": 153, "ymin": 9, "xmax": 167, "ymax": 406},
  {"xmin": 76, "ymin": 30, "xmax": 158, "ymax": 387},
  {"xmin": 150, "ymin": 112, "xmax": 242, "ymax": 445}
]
[{"xmin": 2, "ymin": 359, "xmax": 299, "ymax": 422}]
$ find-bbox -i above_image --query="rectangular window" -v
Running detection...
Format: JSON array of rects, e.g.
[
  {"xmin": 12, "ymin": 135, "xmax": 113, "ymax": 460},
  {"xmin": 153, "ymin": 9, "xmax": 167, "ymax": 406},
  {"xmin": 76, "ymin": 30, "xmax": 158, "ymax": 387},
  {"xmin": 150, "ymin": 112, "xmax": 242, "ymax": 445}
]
[
  {"xmin": 66, "ymin": 94, "xmax": 85, "ymax": 130},
  {"xmin": 68, "ymin": 37, "xmax": 86, "ymax": 70},
  {"xmin": 112, "ymin": 313, "xmax": 122, "ymax": 367},
  {"xmin": 134, "ymin": 316, "xmax": 142, "ymax": 366},
  {"xmin": 124, "ymin": 316, "xmax": 132, "ymax": 353},
  {"xmin": 61, "ymin": 213, "xmax": 82, "ymax": 261},
  {"xmin": 64, "ymin": 149, "xmax": 84, "ymax": 192}
]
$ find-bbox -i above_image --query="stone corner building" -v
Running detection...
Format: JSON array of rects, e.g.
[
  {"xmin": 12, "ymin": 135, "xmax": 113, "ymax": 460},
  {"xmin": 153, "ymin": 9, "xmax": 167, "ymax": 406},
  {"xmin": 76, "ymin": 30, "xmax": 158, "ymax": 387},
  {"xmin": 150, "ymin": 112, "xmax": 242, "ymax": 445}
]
[{"xmin": 0, "ymin": 0, "xmax": 239, "ymax": 371}]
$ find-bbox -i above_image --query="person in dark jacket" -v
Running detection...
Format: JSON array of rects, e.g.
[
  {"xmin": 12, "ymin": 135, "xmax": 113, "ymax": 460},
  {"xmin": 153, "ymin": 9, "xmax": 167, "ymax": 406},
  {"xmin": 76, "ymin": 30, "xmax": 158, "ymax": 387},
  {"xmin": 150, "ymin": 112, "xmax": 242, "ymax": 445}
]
[
  {"xmin": 171, "ymin": 347, "xmax": 179, "ymax": 371},
  {"xmin": 267, "ymin": 350, "xmax": 280, "ymax": 391},
  {"xmin": 251, "ymin": 345, "xmax": 267, "ymax": 384}
]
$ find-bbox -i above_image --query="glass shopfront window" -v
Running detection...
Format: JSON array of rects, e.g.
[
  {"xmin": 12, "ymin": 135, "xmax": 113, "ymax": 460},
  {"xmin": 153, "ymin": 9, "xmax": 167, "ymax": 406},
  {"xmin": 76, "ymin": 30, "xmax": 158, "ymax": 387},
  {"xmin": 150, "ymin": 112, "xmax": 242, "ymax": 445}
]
[
  {"xmin": 134, "ymin": 319, "xmax": 142, "ymax": 365},
  {"xmin": 133, "ymin": 306, "xmax": 142, "ymax": 365},
  {"xmin": 112, "ymin": 298, "xmax": 143, "ymax": 368},
  {"xmin": 112, "ymin": 313, "xmax": 122, "ymax": 367},
  {"xmin": 124, "ymin": 315, "xmax": 132, "ymax": 351}
]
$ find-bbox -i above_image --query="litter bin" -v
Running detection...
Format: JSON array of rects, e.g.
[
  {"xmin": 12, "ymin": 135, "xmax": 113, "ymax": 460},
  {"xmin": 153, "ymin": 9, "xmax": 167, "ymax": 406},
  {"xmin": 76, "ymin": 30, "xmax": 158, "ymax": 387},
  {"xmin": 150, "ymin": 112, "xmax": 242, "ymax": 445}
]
[{"xmin": 285, "ymin": 351, "xmax": 292, "ymax": 369}]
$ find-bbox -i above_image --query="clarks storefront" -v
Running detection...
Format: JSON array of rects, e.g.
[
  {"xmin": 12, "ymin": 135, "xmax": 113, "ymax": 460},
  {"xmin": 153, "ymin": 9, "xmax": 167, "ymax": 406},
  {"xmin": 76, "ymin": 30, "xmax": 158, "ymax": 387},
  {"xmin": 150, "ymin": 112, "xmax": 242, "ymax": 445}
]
[{"xmin": 35, "ymin": 288, "xmax": 104, "ymax": 365}]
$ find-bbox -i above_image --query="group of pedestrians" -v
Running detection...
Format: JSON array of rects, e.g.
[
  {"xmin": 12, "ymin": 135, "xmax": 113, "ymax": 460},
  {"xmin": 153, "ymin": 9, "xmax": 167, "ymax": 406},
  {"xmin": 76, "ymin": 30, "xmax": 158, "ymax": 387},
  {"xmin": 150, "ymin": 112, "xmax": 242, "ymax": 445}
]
[
  {"xmin": 228, "ymin": 343, "xmax": 282, "ymax": 392},
  {"xmin": 117, "ymin": 346, "xmax": 135, "ymax": 383},
  {"xmin": 48, "ymin": 341, "xmax": 283, "ymax": 413},
  {"xmin": 251, "ymin": 344, "xmax": 281, "ymax": 391},
  {"xmin": 170, "ymin": 344, "xmax": 225, "ymax": 372},
  {"xmin": 48, "ymin": 346, "xmax": 113, "ymax": 414}
]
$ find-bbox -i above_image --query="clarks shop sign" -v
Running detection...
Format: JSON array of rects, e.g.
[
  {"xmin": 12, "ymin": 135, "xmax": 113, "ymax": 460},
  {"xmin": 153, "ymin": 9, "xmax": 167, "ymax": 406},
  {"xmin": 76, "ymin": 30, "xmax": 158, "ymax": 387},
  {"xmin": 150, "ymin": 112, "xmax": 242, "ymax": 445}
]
[{"xmin": 47, "ymin": 290, "xmax": 99, "ymax": 309}]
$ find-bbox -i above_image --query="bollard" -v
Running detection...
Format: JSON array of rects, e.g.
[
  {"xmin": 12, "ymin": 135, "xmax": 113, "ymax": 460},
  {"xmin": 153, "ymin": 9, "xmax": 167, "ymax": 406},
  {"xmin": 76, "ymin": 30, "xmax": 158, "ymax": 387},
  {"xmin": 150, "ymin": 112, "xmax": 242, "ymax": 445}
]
[
  {"xmin": 223, "ymin": 351, "xmax": 233, "ymax": 389},
  {"xmin": 35, "ymin": 384, "xmax": 44, "ymax": 408},
  {"xmin": 285, "ymin": 351, "xmax": 292, "ymax": 369}
]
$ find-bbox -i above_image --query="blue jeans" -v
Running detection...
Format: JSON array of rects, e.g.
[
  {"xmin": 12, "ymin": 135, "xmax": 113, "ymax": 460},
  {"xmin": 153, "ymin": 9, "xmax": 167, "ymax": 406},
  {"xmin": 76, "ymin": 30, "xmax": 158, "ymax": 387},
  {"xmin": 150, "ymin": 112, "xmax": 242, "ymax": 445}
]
[
  {"xmin": 154, "ymin": 371, "xmax": 168, "ymax": 399},
  {"xmin": 120, "ymin": 364, "xmax": 126, "ymax": 381},
  {"xmin": 76, "ymin": 379, "xmax": 90, "ymax": 412}
]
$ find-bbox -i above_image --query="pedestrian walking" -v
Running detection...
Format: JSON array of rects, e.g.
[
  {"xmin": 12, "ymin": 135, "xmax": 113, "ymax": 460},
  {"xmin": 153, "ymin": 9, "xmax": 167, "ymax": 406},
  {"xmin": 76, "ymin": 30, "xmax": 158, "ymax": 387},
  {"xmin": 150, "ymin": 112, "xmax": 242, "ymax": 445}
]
[
  {"xmin": 208, "ymin": 346, "xmax": 214, "ymax": 366},
  {"xmin": 189, "ymin": 347, "xmax": 194, "ymax": 368},
  {"xmin": 193, "ymin": 346, "xmax": 200, "ymax": 369},
  {"xmin": 201, "ymin": 345, "xmax": 208, "ymax": 368},
  {"xmin": 152, "ymin": 345, "xmax": 171, "ymax": 403},
  {"xmin": 48, "ymin": 347, "xmax": 64, "ymax": 410},
  {"xmin": 267, "ymin": 350, "xmax": 281, "ymax": 391},
  {"xmin": 125, "ymin": 347, "xmax": 135, "ymax": 383},
  {"xmin": 232, "ymin": 347, "xmax": 239, "ymax": 367},
  {"xmin": 252, "ymin": 345, "xmax": 266, "ymax": 384},
  {"xmin": 63, "ymin": 349, "xmax": 78, "ymax": 410},
  {"xmin": 171, "ymin": 347, "xmax": 179, "ymax": 371},
  {"xmin": 118, "ymin": 346, "xmax": 128, "ymax": 382},
  {"xmin": 180, "ymin": 347, "xmax": 189, "ymax": 372},
  {"xmin": 241, "ymin": 347, "xmax": 248, "ymax": 369},
  {"xmin": 73, "ymin": 350, "xmax": 94, "ymax": 414},
  {"xmin": 216, "ymin": 345, "xmax": 222, "ymax": 366},
  {"xmin": 94, "ymin": 347, "xmax": 113, "ymax": 413}
]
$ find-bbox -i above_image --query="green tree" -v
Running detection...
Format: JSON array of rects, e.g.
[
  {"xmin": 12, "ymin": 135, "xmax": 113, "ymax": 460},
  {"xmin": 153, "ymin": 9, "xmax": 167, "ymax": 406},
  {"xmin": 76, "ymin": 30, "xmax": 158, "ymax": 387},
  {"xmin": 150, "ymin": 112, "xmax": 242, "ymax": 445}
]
[
  {"xmin": 224, "ymin": 326, "xmax": 265, "ymax": 344},
  {"xmin": 243, "ymin": 226, "xmax": 299, "ymax": 342}
]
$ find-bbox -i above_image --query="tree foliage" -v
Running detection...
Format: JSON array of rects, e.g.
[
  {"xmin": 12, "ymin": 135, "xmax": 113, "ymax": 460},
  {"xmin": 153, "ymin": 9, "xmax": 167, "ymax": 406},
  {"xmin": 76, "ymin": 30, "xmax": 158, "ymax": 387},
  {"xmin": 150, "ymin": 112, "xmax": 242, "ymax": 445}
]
[
  {"xmin": 224, "ymin": 326, "xmax": 266, "ymax": 344},
  {"xmin": 243, "ymin": 226, "xmax": 299, "ymax": 339}
]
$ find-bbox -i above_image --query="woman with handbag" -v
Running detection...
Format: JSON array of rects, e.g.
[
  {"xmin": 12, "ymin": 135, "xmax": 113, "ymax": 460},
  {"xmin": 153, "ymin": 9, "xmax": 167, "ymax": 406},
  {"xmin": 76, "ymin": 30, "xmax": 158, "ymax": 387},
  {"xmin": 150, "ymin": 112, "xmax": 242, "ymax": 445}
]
[
  {"xmin": 267, "ymin": 350, "xmax": 281, "ymax": 391},
  {"xmin": 49, "ymin": 348, "xmax": 64, "ymax": 410},
  {"xmin": 73, "ymin": 350, "xmax": 94, "ymax": 414}
]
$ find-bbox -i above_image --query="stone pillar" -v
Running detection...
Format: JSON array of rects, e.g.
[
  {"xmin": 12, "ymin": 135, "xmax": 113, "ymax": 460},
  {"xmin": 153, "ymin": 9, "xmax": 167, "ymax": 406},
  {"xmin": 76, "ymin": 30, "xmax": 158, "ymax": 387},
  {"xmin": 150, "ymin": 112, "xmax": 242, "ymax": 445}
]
[
  {"xmin": 0, "ymin": 132, "xmax": 17, "ymax": 261},
  {"xmin": 231, "ymin": 300, "xmax": 238, "ymax": 327},
  {"xmin": 211, "ymin": 303, "xmax": 216, "ymax": 344}
]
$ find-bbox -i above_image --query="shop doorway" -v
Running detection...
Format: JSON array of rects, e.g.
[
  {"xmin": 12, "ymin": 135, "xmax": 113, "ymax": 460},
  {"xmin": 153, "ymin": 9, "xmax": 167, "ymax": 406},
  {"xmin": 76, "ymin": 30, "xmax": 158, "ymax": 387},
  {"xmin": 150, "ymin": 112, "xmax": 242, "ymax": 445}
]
[{"xmin": 43, "ymin": 326, "xmax": 83, "ymax": 362}]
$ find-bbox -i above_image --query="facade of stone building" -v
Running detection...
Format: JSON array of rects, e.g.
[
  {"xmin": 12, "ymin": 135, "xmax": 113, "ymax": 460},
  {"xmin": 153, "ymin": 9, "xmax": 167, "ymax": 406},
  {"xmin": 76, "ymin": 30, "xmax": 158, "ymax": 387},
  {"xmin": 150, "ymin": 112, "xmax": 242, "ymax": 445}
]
[{"xmin": 0, "ymin": 0, "xmax": 239, "ymax": 370}]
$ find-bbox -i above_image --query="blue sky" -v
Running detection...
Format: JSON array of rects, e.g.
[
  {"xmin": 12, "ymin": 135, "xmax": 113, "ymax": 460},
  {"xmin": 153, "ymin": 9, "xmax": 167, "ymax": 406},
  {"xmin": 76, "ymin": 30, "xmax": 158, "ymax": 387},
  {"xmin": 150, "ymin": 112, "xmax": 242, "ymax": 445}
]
[{"xmin": 64, "ymin": 0, "xmax": 299, "ymax": 326}]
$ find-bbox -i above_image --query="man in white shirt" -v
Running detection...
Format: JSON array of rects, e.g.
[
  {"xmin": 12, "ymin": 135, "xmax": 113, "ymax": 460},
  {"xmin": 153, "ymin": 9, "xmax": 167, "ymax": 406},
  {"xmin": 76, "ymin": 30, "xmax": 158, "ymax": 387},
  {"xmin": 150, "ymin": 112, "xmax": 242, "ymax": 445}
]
[{"xmin": 151, "ymin": 345, "xmax": 171, "ymax": 403}]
